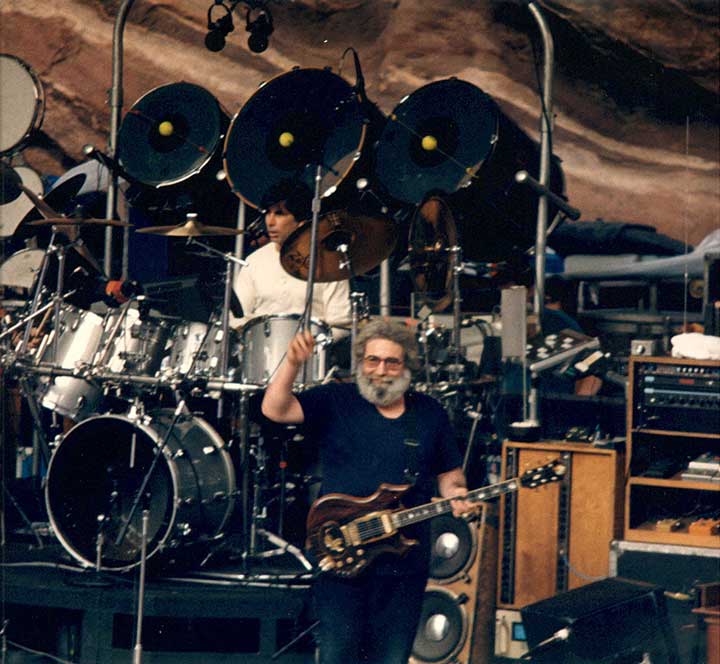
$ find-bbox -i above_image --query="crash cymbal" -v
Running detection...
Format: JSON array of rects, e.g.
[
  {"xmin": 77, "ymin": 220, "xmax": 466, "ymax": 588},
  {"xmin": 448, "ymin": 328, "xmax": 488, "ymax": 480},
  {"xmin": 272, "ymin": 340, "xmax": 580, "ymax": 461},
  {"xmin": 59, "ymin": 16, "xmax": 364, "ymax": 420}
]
[
  {"xmin": 280, "ymin": 210, "xmax": 398, "ymax": 282},
  {"xmin": 26, "ymin": 217, "xmax": 132, "ymax": 227},
  {"xmin": 136, "ymin": 216, "xmax": 243, "ymax": 237},
  {"xmin": 18, "ymin": 182, "xmax": 59, "ymax": 219}
]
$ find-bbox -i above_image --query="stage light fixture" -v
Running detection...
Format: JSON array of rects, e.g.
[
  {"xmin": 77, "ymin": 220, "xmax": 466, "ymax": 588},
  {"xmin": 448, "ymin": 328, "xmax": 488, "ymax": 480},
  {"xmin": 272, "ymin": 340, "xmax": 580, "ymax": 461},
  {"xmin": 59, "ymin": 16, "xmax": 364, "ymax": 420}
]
[
  {"xmin": 205, "ymin": 1, "xmax": 235, "ymax": 52},
  {"xmin": 246, "ymin": 6, "xmax": 274, "ymax": 53}
]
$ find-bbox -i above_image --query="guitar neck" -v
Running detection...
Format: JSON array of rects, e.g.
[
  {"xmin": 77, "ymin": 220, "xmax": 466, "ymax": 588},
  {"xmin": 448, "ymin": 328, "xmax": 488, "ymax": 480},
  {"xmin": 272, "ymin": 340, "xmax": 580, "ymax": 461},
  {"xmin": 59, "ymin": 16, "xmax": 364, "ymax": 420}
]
[{"xmin": 391, "ymin": 477, "xmax": 520, "ymax": 529}]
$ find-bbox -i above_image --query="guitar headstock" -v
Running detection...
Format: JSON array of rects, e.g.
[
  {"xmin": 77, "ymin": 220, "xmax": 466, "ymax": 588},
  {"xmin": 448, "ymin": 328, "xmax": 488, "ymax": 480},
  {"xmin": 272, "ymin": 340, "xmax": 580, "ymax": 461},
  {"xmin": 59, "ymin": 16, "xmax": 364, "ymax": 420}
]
[{"xmin": 519, "ymin": 459, "xmax": 567, "ymax": 488}]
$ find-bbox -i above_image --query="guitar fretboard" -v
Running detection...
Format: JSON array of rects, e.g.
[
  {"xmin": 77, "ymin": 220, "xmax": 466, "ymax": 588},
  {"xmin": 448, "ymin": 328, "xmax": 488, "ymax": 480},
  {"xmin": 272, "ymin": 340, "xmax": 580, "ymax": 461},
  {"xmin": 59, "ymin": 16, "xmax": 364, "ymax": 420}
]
[{"xmin": 391, "ymin": 478, "xmax": 519, "ymax": 529}]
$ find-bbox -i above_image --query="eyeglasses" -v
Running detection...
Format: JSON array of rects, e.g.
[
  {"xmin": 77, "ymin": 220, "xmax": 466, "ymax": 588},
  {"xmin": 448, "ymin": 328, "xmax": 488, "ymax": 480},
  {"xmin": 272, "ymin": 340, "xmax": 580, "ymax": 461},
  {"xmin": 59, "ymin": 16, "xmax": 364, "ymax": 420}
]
[{"xmin": 363, "ymin": 355, "xmax": 404, "ymax": 371}]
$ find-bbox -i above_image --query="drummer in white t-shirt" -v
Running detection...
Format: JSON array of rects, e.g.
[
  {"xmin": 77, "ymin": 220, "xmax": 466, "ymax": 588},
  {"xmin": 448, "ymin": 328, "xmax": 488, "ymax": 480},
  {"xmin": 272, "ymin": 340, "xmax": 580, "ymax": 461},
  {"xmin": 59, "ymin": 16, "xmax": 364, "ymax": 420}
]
[{"xmin": 231, "ymin": 185, "xmax": 351, "ymax": 340}]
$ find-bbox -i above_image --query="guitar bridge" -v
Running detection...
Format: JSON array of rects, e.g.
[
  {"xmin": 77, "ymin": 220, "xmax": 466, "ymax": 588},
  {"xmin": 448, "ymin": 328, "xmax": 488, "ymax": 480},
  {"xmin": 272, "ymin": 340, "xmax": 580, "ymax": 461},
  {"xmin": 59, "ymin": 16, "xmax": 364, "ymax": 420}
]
[{"xmin": 344, "ymin": 511, "xmax": 394, "ymax": 546}]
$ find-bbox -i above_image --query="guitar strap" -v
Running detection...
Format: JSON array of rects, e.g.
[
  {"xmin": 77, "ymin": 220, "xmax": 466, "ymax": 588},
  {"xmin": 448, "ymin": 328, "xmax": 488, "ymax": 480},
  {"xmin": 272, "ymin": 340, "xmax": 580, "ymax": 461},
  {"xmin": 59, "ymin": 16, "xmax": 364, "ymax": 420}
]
[{"xmin": 403, "ymin": 391, "xmax": 420, "ymax": 486}]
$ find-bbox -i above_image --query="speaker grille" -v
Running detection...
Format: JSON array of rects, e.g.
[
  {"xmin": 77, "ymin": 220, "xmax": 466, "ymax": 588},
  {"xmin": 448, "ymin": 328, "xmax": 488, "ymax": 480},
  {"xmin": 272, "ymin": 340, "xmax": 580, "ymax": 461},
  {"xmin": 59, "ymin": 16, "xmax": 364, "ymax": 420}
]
[
  {"xmin": 429, "ymin": 515, "xmax": 477, "ymax": 583},
  {"xmin": 411, "ymin": 588, "xmax": 468, "ymax": 663}
]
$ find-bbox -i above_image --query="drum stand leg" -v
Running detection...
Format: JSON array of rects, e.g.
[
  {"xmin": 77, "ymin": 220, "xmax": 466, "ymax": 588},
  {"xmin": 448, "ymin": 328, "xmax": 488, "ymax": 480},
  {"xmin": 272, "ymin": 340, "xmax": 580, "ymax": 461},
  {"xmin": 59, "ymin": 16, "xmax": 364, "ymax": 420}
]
[
  {"xmin": 16, "ymin": 376, "xmax": 51, "ymax": 472},
  {"xmin": 245, "ymin": 433, "xmax": 312, "ymax": 572}
]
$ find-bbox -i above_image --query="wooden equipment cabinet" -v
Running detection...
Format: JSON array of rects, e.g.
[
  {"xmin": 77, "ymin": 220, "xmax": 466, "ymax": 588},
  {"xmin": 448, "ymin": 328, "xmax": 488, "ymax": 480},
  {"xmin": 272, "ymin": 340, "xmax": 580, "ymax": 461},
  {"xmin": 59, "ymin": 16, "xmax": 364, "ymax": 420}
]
[
  {"xmin": 497, "ymin": 440, "xmax": 624, "ymax": 609},
  {"xmin": 625, "ymin": 356, "xmax": 720, "ymax": 548}
]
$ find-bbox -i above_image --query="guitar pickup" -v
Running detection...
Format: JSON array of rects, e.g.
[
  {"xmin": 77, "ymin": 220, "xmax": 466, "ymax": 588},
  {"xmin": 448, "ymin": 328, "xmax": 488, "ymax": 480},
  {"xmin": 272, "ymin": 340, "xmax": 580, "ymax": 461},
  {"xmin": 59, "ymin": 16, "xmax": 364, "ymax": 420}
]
[{"xmin": 344, "ymin": 511, "xmax": 395, "ymax": 546}]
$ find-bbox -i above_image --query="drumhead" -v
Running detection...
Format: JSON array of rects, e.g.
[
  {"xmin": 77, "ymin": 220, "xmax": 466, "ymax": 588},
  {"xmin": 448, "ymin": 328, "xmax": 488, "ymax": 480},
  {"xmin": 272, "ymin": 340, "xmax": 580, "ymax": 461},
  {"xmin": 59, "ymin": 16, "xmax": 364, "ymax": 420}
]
[
  {"xmin": 374, "ymin": 78, "xmax": 498, "ymax": 205},
  {"xmin": 0, "ymin": 247, "xmax": 45, "ymax": 290},
  {"xmin": 0, "ymin": 54, "xmax": 45, "ymax": 154},
  {"xmin": 117, "ymin": 82, "xmax": 227, "ymax": 187},
  {"xmin": 224, "ymin": 68, "xmax": 366, "ymax": 209}
]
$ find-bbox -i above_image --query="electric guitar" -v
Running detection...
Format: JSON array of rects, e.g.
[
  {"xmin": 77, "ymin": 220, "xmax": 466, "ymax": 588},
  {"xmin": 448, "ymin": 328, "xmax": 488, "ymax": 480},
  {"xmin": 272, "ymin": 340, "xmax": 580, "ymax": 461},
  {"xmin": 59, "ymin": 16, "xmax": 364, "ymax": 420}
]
[{"xmin": 306, "ymin": 459, "xmax": 566, "ymax": 578}]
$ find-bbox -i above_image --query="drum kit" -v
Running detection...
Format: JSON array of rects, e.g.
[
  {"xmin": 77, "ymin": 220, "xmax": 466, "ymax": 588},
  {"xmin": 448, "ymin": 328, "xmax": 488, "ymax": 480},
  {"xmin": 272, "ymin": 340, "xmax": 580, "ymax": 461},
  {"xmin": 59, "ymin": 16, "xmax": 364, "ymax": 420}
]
[{"xmin": 1, "ymin": 53, "xmax": 571, "ymax": 577}]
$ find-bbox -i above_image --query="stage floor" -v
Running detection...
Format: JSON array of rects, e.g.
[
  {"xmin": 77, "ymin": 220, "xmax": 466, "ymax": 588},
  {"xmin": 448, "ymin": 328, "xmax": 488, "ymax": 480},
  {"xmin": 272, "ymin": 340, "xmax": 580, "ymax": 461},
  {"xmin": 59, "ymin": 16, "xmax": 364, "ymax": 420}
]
[{"xmin": 1, "ymin": 539, "xmax": 316, "ymax": 664}]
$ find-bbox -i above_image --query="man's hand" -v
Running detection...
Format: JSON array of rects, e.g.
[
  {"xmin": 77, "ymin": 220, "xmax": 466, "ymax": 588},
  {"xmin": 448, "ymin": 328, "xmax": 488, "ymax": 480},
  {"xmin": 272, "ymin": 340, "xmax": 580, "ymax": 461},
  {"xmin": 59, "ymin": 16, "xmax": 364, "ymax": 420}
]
[
  {"xmin": 447, "ymin": 488, "xmax": 477, "ymax": 518},
  {"xmin": 287, "ymin": 330, "xmax": 315, "ymax": 367},
  {"xmin": 438, "ymin": 467, "xmax": 478, "ymax": 518}
]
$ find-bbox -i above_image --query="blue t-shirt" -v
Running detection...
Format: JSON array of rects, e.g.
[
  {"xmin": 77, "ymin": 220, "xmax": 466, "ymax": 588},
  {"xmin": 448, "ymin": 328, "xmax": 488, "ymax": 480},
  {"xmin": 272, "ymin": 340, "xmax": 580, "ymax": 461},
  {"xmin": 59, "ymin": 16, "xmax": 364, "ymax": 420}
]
[{"xmin": 296, "ymin": 382, "xmax": 462, "ymax": 575}]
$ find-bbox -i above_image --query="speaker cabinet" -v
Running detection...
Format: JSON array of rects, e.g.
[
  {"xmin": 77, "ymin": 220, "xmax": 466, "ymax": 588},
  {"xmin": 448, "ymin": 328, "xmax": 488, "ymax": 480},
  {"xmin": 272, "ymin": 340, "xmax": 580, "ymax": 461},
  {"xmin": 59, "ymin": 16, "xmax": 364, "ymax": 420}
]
[
  {"xmin": 410, "ymin": 503, "xmax": 497, "ymax": 664},
  {"xmin": 520, "ymin": 577, "xmax": 681, "ymax": 663},
  {"xmin": 498, "ymin": 441, "xmax": 624, "ymax": 609}
]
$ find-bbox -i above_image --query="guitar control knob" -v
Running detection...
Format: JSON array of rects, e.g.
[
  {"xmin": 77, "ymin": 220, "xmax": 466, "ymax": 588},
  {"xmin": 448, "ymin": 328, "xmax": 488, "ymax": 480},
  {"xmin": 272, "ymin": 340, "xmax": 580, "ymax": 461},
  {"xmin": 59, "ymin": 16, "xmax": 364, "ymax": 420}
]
[
  {"xmin": 319, "ymin": 556, "xmax": 336, "ymax": 571},
  {"xmin": 357, "ymin": 548, "xmax": 364, "ymax": 556},
  {"xmin": 346, "ymin": 556, "xmax": 354, "ymax": 563}
]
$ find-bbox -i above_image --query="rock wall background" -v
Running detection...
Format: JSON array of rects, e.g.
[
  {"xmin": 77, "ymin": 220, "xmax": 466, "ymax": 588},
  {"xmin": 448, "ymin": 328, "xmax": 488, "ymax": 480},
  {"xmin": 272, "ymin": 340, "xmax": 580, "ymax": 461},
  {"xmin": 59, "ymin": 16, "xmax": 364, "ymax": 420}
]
[{"xmin": 1, "ymin": 0, "xmax": 718, "ymax": 246}]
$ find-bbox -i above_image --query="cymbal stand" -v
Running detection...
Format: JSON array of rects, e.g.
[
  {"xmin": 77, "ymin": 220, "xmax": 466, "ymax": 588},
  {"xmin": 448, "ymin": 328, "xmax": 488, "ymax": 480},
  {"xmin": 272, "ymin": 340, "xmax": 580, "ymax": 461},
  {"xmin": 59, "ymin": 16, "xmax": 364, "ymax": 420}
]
[
  {"xmin": 18, "ymin": 228, "xmax": 58, "ymax": 356},
  {"xmin": 448, "ymin": 245, "xmax": 464, "ymax": 383},
  {"xmin": 245, "ymin": 432, "xmax": 311, "ymax": 571},
  {"xmin": 334, "ymin": 243, "xmax": 368, "ymax": 374},
  {"xmin": 0, "ymin": 293, "xmax": 75, "ymax": 344},
  {"xmin": 184, "ymin": 236, "xmax": 247, "ymax": 418}
]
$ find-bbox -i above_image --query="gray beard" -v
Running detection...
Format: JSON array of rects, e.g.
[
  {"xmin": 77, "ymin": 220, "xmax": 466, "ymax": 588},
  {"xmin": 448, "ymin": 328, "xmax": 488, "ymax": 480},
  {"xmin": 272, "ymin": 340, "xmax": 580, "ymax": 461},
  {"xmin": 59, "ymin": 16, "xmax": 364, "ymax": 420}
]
[{"xmin": 356, "ymin": 369, "xmax": 411, "ymax": 407}]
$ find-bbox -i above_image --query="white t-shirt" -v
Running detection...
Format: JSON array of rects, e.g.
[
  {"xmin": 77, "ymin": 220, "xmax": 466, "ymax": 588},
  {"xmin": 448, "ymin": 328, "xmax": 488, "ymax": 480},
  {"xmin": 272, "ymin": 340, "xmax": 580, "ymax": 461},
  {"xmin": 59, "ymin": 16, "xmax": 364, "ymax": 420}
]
[{"xmin": 231, "ymin": 242, "xmax": 351, "ymax": 333}]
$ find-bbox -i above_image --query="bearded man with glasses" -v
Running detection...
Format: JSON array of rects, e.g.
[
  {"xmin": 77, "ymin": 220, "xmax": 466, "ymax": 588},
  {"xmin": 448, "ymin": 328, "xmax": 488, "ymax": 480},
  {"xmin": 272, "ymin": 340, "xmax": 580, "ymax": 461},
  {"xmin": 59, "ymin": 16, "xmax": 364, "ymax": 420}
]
[{"xmin": 262, "ymin": 318, "xmax": 472, "ymax": 664}]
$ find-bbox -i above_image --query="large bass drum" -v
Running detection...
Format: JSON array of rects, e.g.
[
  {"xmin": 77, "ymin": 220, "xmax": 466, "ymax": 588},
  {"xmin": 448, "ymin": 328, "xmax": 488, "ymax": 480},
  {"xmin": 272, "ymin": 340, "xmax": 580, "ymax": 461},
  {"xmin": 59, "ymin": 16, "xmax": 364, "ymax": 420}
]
[{"xmin": 45, "ymin": 410, "xmax": 236, "ymax": 572}]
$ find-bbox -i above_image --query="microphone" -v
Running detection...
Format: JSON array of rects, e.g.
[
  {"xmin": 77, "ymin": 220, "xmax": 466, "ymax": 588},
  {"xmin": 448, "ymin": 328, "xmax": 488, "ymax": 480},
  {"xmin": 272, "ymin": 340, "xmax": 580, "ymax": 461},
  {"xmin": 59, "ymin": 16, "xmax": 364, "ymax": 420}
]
[
  {"xmin": 244, "ymin": 213, "xmax": 266, "ymax": 237},
  {"xmin": 351, "ymin": 48, "xmax": 366, "ymax": 100},
  {"xmin": 82, "ymin": 144, "xmax": 141, "ymax": 187}
]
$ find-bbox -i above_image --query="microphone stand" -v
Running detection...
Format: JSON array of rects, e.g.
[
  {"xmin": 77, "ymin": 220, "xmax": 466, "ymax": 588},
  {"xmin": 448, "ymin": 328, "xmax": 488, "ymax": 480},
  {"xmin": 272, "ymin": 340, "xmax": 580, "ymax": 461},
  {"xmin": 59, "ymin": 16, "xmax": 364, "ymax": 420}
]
[
  {"xmin": 132, "ymin": 505, "xmax": 150, "ymax": 664},
  {"xmin": 299, "ymin": 164, "xmax": 324, "ymax": 384},
  {"xmin": 105, "ymin": 0, "xmax": 137, "ymax": 279},
  {"xmin": 527, "ymin": 0, "xmax": 555, "ymax": 338},
  {"xmin": 113, "ymin": 399, "xmax": 187, "ymax": 550}
]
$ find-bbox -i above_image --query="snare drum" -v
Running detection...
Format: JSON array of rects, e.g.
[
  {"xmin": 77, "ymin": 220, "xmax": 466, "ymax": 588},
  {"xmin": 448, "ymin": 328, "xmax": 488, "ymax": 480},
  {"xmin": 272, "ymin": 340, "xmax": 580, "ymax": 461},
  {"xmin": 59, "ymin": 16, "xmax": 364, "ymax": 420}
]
[
  {"xmin": 36, "ymin": 306, "xmax": 105, "ymax": 421},
  {"xmin": 240, "ymin": 314, "xmax": 331, "ymax": 385},
  {"xmin": 0, "ymin": 54, "xmax": 45, "ymax": 154},
  {"xmin": 95, "ymin": 307, "xmax": 172, "ymax": 377}
]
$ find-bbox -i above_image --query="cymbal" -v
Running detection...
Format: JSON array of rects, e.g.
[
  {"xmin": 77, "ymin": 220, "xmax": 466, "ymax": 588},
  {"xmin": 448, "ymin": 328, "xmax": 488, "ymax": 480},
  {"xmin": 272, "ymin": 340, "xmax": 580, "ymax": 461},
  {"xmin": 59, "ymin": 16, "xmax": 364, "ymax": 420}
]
[
  {"xmin": 136, "ymin": 218, "xmax": 244, "ymax": 237},
  {"xmin": 19, "ymin": 183, "xmax": 59, "ymax": 220},
  {"xmin": 280, "ymin": 210, "xmax": 398, "ymax": 282},
  {"xmin": 26, "ymin": 217, "xmax": 132, "ymax": 228}
]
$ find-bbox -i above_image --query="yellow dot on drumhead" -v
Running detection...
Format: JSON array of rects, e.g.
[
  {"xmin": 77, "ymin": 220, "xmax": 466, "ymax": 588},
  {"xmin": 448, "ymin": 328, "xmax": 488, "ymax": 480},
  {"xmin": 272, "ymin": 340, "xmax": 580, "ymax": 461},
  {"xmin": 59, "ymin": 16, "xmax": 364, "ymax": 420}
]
[
  {"xmin": 421, "ymin": 135, "xmax": 438, "ymax": 151},
  {"xmin": 158, "ymin": 121, "xmax": 174, "ymax": 137},
  {"xmin": 279, "ymin": 131, "xmax": 295, "ymax": 148}
]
